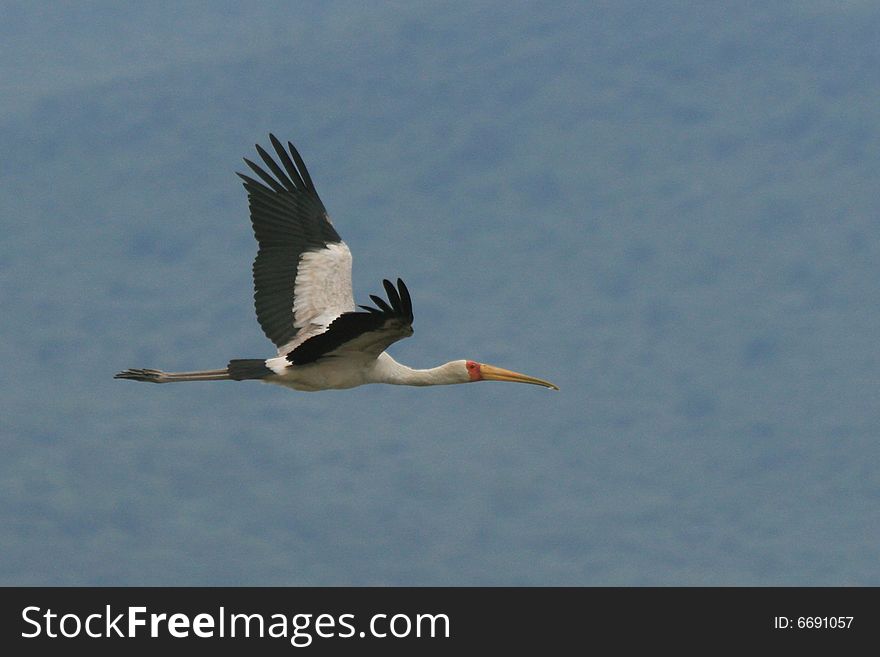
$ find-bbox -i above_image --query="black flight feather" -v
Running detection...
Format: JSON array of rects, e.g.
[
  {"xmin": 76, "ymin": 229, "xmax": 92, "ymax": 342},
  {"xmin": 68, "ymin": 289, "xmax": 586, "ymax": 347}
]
[
  {"xmin": 288, "ymin": 140, "xmax": 317, "ymax": 192},
  {"xmin": 255, "ymin": 144, "xmax": 297, "ymax": 193},
  {"xmin": 269, "ymin": 134, "xmax": 307, "ymax": 190}
]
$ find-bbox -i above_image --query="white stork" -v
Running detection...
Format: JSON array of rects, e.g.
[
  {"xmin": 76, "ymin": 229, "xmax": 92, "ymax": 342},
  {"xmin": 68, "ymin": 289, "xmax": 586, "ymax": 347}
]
[{"xmin": 115, "ymin": 135, "xmax": 558, "ymax": 392}]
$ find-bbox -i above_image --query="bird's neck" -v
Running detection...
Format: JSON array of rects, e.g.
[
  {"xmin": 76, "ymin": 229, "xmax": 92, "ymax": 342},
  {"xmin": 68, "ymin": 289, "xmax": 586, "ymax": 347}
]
[{"xmin": 372, "ymin": 354, "xmax": 463, "ymax": 387}]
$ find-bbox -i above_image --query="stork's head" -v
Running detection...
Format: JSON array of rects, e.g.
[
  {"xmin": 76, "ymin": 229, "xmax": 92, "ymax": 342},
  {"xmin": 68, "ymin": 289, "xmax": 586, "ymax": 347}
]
[{"xmin": 463, "ymin": 359, "xmax": 559, "ymax": 390}]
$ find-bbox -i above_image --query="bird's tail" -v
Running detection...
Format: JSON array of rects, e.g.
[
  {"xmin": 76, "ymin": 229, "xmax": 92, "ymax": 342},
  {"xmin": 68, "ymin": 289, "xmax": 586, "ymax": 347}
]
[
  {"xmin": 115, "ymin": 359, "xmax": 273, "ymax": 384},
  {"xmin": 114, "ymin": 367, "xmax": 232, "ymax": 383}
]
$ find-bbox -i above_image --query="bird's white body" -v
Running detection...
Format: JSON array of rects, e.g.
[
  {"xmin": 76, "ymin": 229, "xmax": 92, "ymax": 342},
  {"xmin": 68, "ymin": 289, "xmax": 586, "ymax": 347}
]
[{"xmin": 265, "ymin": 353, "xmax": 469, "ymax": 391}]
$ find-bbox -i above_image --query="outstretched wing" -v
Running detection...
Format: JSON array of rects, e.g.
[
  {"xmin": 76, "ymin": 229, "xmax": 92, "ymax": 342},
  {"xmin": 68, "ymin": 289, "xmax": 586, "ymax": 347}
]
[
  {"xmin": 287, "ymin": 278, "xmax": 414, "ymax": 365},
  {"xmin": 237, "ymin": 135, "xmax": 355, "ymax": 354}
]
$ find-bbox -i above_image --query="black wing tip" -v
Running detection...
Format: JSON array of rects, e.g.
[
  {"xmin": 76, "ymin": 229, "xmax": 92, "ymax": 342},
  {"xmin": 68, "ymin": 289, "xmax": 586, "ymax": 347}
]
[
  {"xmin": 367, "ymin": 294, "xmax": 391, "ymax": 313},
  {"xmin": 253, "ymin": 143, "xmax": 275, "ymax": 168},
  {"xmin": 237, "ymin": 170, "xmax": 260, "ymax": 186},
  {"xmin": 360, "ymin": 278, "xmax": 414, "ymax": 322},
  {"xmin": 237, "ymin": 135, "xmax": 321, "ymax": 200},
  {"xmin": 397, "ymin": 278, "xmax": 413, "ymax": 320},
  {"xmin": 257, "ymin": 135, "xmax": 283, "ymax": 155}
]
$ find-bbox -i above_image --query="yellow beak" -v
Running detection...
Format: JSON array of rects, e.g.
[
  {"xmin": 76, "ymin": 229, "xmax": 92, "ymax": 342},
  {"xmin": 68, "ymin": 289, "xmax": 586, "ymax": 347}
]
[{"xmin": 479, "ymin": 364, "xmax": 559, "ymax": 390}]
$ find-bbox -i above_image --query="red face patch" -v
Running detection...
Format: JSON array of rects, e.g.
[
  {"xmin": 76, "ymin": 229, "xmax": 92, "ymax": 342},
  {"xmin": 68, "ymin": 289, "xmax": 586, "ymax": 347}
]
[{"xmin": 466, "ymin": 360, "xmax": 482, "ymax": 381}]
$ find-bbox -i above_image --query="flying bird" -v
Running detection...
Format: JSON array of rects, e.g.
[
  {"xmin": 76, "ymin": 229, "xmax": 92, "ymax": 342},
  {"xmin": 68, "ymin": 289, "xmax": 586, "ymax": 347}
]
[{"xmin": 115, "ymin": 135, "xmax": 558, "ymax": 392}]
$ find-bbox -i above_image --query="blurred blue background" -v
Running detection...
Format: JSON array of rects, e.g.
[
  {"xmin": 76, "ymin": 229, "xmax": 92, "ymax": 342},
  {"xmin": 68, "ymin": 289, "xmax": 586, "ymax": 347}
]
[{"xmin": 2, "ymin": 1, "xmax": 878, "ymax": 585}]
